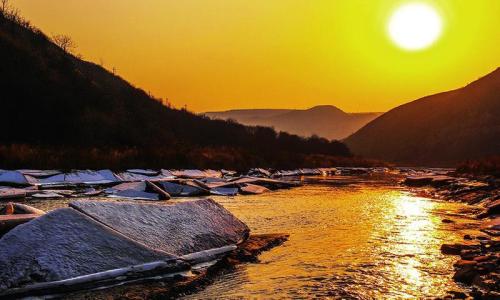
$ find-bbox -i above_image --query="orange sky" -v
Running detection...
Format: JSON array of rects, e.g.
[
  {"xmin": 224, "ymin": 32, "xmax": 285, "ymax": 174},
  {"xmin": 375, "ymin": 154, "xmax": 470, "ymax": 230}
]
[{"xmin": 12, "ymin": 0, "xmax": 500, "ymax": 113}]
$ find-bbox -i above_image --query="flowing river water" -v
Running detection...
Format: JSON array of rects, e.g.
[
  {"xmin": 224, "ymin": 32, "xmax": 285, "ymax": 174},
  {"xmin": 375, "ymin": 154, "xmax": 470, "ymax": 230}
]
[{"xmin": 26, "ymin": 175, "xmax": 479, "ymax": 299}]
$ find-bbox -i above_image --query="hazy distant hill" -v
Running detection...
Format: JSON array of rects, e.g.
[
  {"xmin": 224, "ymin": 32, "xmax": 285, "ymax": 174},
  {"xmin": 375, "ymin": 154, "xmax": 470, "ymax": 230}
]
[
  {"xmin": 345, "ymin": 68, "xmax": 500, "ymax": 166},
  {"xmin": 205, "ymin": 106, "xmax": 382, "ymax": 140},
  {"xmin": 0, "ymin": 11, "xmax": 353, "ymax": 169}
]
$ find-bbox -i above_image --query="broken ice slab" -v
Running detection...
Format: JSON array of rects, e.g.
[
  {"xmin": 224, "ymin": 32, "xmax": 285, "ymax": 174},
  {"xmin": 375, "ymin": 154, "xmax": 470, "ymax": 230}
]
[
  {"xmin": 117, "ymin": 170, "xmax": 170, "ymax": 182},
  {"xmin": 158, "ymin": 181, "xmax": 209, "ymax": 197},
  {"xmin": 109, "ymin": 190, "xmax": 160, "ymax": 201},
  {"xmin": 106, "ymin": 181, "xmax": 169, "ymax": 200},
  {"xmin": 0, "ymin": 170, "xmax": 30, "ymax": 186},
  {"xmin": 126, "ymin": 169, "xmax": 161, "ymax": 176},
  {"xmin": 31, "ymin": 192, "xmax": 65, "ymax": 199},
  {"xmin": 170, "ymin": 169, "xmax": 222, "ymax": 179},
  {"xmin": 0, "ymin": 208, "xmax": 187, "ymax": 293},
  {"xmin": 38, "ymin": 170, "xmax": 121, "ymax": 186},
  {"xmin": 247, "ymin": 168, "xmax": 272, "ymax": 178},
  {"xmin": 69, "ymin": 199, "xmax": 250, "ymax": 256},
  {"xmin": 210, "ymin": 187, "xmax": 239, "ymax": 196},
  {"xmin": 17, "ymin": 170, "xmax": 62, "ymax": 178}
]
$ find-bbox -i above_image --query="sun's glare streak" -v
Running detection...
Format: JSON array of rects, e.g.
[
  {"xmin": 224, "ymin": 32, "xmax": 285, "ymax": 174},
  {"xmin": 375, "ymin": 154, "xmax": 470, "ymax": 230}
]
[{"xmin": 388, "ymin": 3, "xmax": 442, "ymax": 51}]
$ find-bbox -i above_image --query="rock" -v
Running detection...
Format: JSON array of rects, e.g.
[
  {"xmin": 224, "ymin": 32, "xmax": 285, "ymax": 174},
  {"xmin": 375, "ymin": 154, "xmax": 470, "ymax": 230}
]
[
  {"xmin": 454, "ymin": 260, "xmax": 477, "ymax": 268},
  {"xmin": 229, "ymin": 233, "xmax": 289, "ymax": 263},
  {"xmin": 239, "ymin": 183, "xmax": 271, "ymax": 195},
  {"xmin": 0, "ymin": 203, "xmax": 45, "ymax": 236},
  {"xmin": 441, "ymin": 243, "xmax": 479, "ymax": 255},
  {"xmin": 447, "ymin": 290, "xmax": 467, "ymax": 299},
  {"xmin": 476, "ymin": 261, "xmax": 496, "ymax": 273},
  {"xmin": 69, "ymin": 199, "xmax": 250, "ymax": 256},
  {"xmin": 460, "ymin": 249, "xmax": 482, "ymax": 260},
  {"xmin": 0, "ymin": 188, "xmax": 27, "ymax": 200},
  {"xmin": 0, "ymin": 203, "xmax": 45, "ymax": 215},
  {"xmin": 4, "ymin": 203, "xmax": 13, "ymax": 215},
  {"xmin": 453, "ymin": 264, "xmax": 479, "ymax": 284},
  {"xmin": 0, "ymin": 208, "xmax": 187, "ymax": 292},
  {"xmin": 442, "ymin": 219, "xmax": 455, "ymax": 223},
  {"xmin": 430, "ymin": 175, "xmax": 456, "ymax": 187},
  {"xmin": 480, "ymin": 217, "xmax": 500, "ymax": 236},
  {"xmin": 403, "ymin": 176, "xmax": 434, "ymax": 187},
  {"xmin": 473, "ymin": 255, "xmax": 492, "ymax": 262},
  {"xmin": 403, "ymin": 175, "xmax": 456, "ymax": 187},
  {"xmin": 464, "ymin": 234, "xmax": 473, "ymax": 240},
  {"xmin": 485, "ymin": 199, "xmax": 500, "ymax": 216}
]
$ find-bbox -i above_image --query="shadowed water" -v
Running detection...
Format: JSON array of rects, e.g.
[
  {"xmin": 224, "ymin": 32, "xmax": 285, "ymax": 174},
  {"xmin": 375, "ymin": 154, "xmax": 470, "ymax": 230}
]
[{"xmin": 24, "ymin": 176, "xmax": 478, "ymax": 299}]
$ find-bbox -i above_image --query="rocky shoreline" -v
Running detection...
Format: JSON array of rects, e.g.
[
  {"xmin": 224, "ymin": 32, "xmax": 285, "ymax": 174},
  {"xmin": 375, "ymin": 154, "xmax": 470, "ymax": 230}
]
[{"xmin": 403, "ymin": 172, "xmax": 499, "ymax": 299}]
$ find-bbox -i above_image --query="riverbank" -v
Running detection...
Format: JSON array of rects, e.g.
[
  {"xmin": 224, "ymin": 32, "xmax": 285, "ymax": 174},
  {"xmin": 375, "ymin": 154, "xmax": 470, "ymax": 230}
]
[{"xmin": 403, "ymin": 172, "xmax": 499, "ymax": 299}]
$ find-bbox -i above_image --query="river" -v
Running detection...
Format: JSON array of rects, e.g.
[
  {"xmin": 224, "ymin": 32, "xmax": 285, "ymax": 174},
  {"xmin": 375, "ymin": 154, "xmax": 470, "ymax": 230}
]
[{"xmin": 26, "ymin": 175, "xmax": 478, "ymax": 299}]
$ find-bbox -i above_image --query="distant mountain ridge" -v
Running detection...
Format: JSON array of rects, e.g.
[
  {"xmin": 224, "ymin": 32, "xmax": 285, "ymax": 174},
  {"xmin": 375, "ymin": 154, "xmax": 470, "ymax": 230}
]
[
  {"xmin": 345, "ymin": 68, "xmax": 500, "ymax": 166},
  {"xmin": 205, "ymin": 106, "xmax": 382, "ymax": 140}
]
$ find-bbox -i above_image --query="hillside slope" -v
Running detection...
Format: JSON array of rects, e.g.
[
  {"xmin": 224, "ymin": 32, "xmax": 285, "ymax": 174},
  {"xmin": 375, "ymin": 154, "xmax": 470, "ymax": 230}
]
[
  {"xmin": 345, "ymin": 69, "xmax": 500, "ymax": 166},
  {"xmin": 205, "ymin": 106, "xmax": 382, "ymax": 140},
  {"xmin": 0, "ymin": 12, "xmax": 352, "ymax": 169}
]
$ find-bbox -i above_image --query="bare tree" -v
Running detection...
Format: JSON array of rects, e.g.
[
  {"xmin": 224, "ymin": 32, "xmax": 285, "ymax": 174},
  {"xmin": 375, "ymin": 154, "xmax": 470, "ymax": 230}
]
[
  {"xmin": 52, "ymin": 34, "xmax": 76, "ymax": 53},
  {"xmin": 1, "ymin": 0, "xmax": 9, "ymax": 13}
]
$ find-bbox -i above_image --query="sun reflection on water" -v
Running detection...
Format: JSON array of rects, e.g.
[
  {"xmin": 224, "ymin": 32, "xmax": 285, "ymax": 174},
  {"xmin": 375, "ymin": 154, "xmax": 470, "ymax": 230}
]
[
  {"xmin": 23, "ymin": 179, "xmax": 473, "ymax": 299},
  {"xmin": 389, "ymin": 195, "xmax": 436, "ymax": 295}
]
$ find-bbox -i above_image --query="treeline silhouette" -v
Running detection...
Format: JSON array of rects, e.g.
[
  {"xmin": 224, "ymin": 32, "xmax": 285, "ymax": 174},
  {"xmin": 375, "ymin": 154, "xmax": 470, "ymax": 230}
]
[{"xmin": 0, "ymin": 9, "xmax": 366, "ymax": 170}]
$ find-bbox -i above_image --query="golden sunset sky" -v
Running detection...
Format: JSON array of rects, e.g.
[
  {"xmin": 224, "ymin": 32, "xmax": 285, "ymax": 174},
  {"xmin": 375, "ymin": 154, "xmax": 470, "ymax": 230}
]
[{"xmin": 13, "ymin": 0, "xmax": 500, "ymax": 113}]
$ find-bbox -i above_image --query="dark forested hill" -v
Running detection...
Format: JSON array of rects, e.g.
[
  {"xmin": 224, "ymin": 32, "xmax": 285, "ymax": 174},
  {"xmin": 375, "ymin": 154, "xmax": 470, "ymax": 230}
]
[
  {"xmin": 345, "ymin": 68, "xmax": 500, "ymax": 166},
  {"xmin": 205, "ymin": 106, "xmax": 382, "ymax": 140},
  {"xmin": 0, "ymin": 12, "xmax": 353, "ymax": 169}
]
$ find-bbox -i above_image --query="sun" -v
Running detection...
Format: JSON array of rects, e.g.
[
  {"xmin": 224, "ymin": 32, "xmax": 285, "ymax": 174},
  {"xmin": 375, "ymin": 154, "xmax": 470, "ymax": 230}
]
[{"xmin": 388, "ymin": 3, "xmax": 443, "ymax": 51}]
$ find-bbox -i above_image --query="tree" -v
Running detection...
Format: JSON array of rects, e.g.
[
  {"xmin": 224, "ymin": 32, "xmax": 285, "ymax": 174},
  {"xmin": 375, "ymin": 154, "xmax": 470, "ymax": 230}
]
[
  {"xmin": 52, "ymin": 34, "xmax": 76, "ymax": 53},
  {"xmin": 1, "ymin": 0, "xmax": 9, "ymax": 13}
]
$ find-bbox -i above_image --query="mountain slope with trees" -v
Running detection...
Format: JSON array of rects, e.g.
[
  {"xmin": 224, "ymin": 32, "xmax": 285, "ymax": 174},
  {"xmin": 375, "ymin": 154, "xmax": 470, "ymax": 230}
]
[
  {"xmin": 345, "ymin": 68, "xmax": 500, "ymax": 166},
  {"xmin": 0, "ymin": 8, "xmax": 355, "ymax": 169}
]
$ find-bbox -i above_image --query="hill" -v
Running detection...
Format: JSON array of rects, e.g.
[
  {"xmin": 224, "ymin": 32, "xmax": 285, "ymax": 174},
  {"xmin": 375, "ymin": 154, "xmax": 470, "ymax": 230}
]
[
  {"xmin": 0, "ymin": 10, "xmax": 354, "ymax": 170},
  {"xmin": 205, "ymin": 106, "xmax": 382, "ymax": 140},
  {"xmin": 345, "ymin": 68, "xmax": 500, "ymax": 166}
]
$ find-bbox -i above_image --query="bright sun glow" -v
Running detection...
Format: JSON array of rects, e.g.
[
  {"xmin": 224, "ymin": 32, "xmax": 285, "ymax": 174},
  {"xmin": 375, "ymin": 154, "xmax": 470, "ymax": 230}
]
[{"xmin": 388, "ymin": 3, "xmax": 443, "ymax": 51}]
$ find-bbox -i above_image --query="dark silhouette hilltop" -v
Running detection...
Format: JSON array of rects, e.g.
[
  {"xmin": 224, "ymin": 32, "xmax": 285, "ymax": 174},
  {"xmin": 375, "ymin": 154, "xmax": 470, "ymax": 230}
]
[
  {"xmin": 345, "ymin": 68, "xmax": 500, "ymax": 166},
  {"xmin": 0, "ymin": 11, "xmax": 353, "ymax": 169},
  {"xmin": 205, "ymin": 106, "xmax": 381, "ymax": 140}
]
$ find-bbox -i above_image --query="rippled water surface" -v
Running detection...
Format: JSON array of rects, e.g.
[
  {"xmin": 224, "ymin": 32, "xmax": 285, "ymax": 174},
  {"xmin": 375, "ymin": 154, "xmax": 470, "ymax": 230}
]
[
  {"xmin": 26, "ymin": 176, "xmax": 478, "ymax": 299},
  {"xmin": 183, "ymin": 177, "xmax": 478, "ymax": 299}
]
